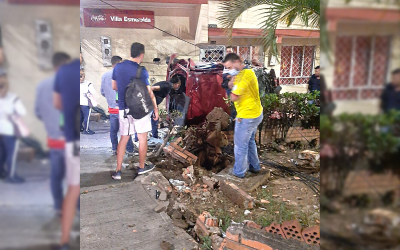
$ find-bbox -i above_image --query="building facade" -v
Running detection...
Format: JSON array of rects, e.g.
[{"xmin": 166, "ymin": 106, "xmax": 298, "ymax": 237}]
[{"xmin": 80, "ymin": 0, "xmax": 320, "ymax": 110}]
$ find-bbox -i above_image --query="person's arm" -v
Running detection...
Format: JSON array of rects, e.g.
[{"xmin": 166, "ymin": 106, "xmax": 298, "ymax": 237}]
[
  {"xmin": 14, "ymin": 98, "xmax": 26, "ymax": 116},
  {"xmin": 54, "ymin": 93, "xmax": 62, "ymax": 110},
  {"xmin": 112, "ymin": 65, "xmax": 118, "ymax": 91},
  {"xmin": 54, "ymin": 71, "xmax": 63, "ymax": 110},
  {"xmin": 112, "ymin": 80, "xmax": 118, "ymax": 91},
  {"xmin": 143, "ymin": 68, "xmax": 158, "ymax": 120},
  {"xmin": 100, "ymin": 75, "xmax": 106, "ymax": 97},
  {"xmin": 230, "ymin": 93, "xmax": 239, "ymax": 102},
  {"xmin": 34, "ymin": 86, "xmax": 42, "ymax": 120},
  {"xmin": 89, "ymin": 82, "xmax": 97, "ymax": 95},
  {"xmin": 151, "ymin": 85, "xmax": 161, "ymax": 91},
  {"xmin": 148, "ymin": 86, "xmax": 159, "ymax": 120}
]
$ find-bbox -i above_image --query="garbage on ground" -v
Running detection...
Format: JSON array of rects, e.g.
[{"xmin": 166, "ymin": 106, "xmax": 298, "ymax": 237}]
[
  {"xmin": 182, "ymin": 165, "xmax": 195, "ymax": 183},
  {"xmin": 244, "ymin": 210, "xmax": 251, "ymax": 215},
  {"xmin": 169, "ymin": 179, "xmax": 191, "ymax": 192}
]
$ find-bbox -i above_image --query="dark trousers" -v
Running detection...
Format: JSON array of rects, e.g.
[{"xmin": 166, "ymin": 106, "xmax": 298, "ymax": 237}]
[
  {"xmin": 0, "ymin": 135, "xmax": 17, "ymax": 177},
  {"xmin": 109, "ymin": 113, "xmax": 134, "ymax": 152},
  {"xmin": 80, "ymin": 105, "xmax": 91, "ymax": 131}
]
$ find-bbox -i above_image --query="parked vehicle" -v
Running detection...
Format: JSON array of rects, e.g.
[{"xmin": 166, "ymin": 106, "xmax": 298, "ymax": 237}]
[{"xmin": 166, "ymin": 54, "xmax": 230, "ymax": 126}]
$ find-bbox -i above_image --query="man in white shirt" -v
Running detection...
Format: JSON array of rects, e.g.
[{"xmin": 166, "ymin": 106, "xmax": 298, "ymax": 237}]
[
  {"xmin": 0, "ymin": 69, "xmax": 27, "ymax": 183},
  {"xmin": 80, "ymin": 69, "xmax": 96, "ymax": 135}
]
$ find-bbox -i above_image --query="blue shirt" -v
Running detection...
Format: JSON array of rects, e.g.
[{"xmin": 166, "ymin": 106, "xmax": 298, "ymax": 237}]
[
  {"xmin": 54, "ymin": 59, "xmax": 80, "ymax": 142},
  {"xmin": 100, "ymin": 69, "xmax": 118, "ymax": 109},
  {"xmin": 35, "ymin": 74, "xmax": 63, "ymax": 140},
  {"xmin": 112, "ymin": 60, "xmax": 150, "ymax": 110}
]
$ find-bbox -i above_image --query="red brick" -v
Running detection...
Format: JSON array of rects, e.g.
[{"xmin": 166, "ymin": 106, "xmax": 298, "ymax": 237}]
[
  {"xmin": 225, "ymin": 239, "xmax": 258, "ymax": 250},
  {"xmin": 281, "ymin": 220, "xmax": 304, "ymax": 242},
  {"xmin": 244, "ymin": 221, "xmax": 262, "ymax": 230},
  {"xmin": 302, "ymin": 226, "xmax": 320, "ymax": 245},
  {"xmin": 183, "ymin": 150, "xmax": 197, "ymax": 160},
  {"xmin": 163, "ymin": 145, "xmax": 173, "ymax": 155},
  {"xmin": 205, "ymin": 217, "xmax": 218, "ymax": 227},
  {"xmin": 219, "ymin": 180, "xmax": 254, "ymax": 209},
  {"xmin": 174, "ymin": 150, "xmax": 188, "ymax": 159},
  {"xmin": 264, "ymin": 222, "xmax": 286, "ymax": 239},
  {"xmin": 175, "ymin": 137, "xmax": 183, "ymax": 144},
  {"xmin": 195, "ymin": 218, "xmax": 210, "ymax": 237},
  {"xmin": 203, "ymin": 176, "xmax": 219, "ymax": 190},
  {"xmin": 241, "ymin": 238, "xmax": 273, "ymax": 250},
  {"xmin": 226, "ymin": 231, "xmax": 239, "ymax": 242},
  {"xmin": 170, "ymin": 142, "xmax": 184, "ymax": 151},
  {"xmin": 198, "ymin": 214, "xmax": 206, "ymax": 224}
]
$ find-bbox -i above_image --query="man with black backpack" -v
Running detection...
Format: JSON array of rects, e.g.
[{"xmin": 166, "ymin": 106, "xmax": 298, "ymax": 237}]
[{"xmin": 111, "ymin": 42, "xmax": 158, "ymax": 180}]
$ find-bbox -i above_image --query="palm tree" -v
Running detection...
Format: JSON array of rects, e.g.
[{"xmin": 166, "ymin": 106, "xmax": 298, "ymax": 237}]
[{"xmin": 217, "ymin": 0, "xmax": 320, "ymax": 57}]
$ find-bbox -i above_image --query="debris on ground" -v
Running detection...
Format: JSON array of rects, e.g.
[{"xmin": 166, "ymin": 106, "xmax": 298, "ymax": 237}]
[
  {"xmin": 182, "ymin": 165, "xmax": 195, "ymax": 184},
  {"xmin": 169, "ymin": 179, "xmax": 191, "ymax": 193}
]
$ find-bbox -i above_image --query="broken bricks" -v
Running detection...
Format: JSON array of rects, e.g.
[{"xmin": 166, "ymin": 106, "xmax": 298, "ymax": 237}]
[
  {"xmin": 223, "ymin": 220, "xmax": 320, "ymax": 250},
  {"xmin": 194, "ymin": 211, "xmax": 220, "ymax": 238},
  {"xmin": 165, "ymin": 142, "xmax": 198, "ymax": 165},
  {"xmin": 202, "ymin": 176, "xmax": 219, "ymax": 190},
  {"xmin": 219, "ymin": 180, "xmax": 254, "ymax": 209}
]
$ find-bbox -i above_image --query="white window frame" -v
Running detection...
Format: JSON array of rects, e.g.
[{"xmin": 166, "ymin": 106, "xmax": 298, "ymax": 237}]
[{"xmin": 280, "ymin": 46, "xmax": 315, "ymax": 85}]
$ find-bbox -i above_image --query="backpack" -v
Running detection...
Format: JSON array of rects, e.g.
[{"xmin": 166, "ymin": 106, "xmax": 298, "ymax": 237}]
[{"xmin": 125, "ymin": 66, "xmax": 154, "ymax": 119}]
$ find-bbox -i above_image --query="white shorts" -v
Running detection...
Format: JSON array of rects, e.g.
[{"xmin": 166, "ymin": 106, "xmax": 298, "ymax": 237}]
[
  {"xmin": 65, "ymin": 141, "xmax": 80, "ymax": 186},
  {"xmin": 119, "ymin": 110, "xmax": 152, "ymax": 136}
]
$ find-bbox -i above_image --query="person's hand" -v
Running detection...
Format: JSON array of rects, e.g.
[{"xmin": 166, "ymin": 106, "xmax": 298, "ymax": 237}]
[
  {"xmin": 228, "ymin": 76, "xmax": 235, "ymax": 89},
  {"xmin": 153, "ymin": 109, "xmax": 159, "ymax": 121}
]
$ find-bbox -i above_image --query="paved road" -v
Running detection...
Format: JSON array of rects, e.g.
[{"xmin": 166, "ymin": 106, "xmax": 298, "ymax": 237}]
[
  {"xmin": 80, "ymin": 120, "xmax": 197, "ymax": 250},
  {"xmin": 0, "ymin": 158, "xmax": 79, "ymax": 250}
]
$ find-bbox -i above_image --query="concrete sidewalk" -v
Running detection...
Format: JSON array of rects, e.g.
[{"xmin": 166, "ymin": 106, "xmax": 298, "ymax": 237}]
[
  {"xmin": 80, "ymin": 120, "xmax": 197, "ymax": 250},
  {"xmin": 0, "ymin": 158, "xmax": 79, "ymax": 250}
]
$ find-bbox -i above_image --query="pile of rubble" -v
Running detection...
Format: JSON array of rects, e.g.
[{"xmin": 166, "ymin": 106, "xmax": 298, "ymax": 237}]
[{"xmin": 194, "ymin": 212, "xmax": 320, "ymax": 250}]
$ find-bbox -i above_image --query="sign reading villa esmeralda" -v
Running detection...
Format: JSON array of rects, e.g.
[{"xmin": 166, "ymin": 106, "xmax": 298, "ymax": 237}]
[{"xmin": 83, "ymin": 9, "xmax": 154, "ymax": 29}]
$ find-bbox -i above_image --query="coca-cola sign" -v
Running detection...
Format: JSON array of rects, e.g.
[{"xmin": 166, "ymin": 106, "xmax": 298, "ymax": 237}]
[{"xmin": 83, "ymin": 9, "xmax": 154, "ymax": 29}]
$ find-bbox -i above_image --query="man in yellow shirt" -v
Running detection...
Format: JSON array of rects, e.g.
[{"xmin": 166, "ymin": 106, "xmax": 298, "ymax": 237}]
[{"xmin": 223, "ymin": 53, "xmax": 263, "ymax": 178}]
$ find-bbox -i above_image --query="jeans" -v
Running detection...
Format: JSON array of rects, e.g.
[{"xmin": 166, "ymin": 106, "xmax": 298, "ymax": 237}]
[
  {"xmin": 233, "ymin": 113, "xmax": 263, "ymax": 177},
  {"xmin": 0, "ymin": 135, "xmax": 17, "ymax": 177},
  {"xmin": 80, "ymin": 105, "xmax": 91, "ymax": 131},
  {"xmin": 49, "ymin": 149, "xmax": 65, "ymax": 211},
  {"xmin": 109, "ymin": 113, "xmax": 134, "ymax": 152}
]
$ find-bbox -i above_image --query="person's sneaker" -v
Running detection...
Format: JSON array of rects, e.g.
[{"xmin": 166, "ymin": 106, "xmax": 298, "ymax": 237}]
[
  {"xmin": 126, "ymin": 151, "xmax": 139, "ymax": 157},
  {"xmin": 111, "ymin": 170, "xmax": 121, "ymax": 180},
  {"xmin": 56, "ymin": 244, "xmax": 69, "ymax": 250},
  {"xmin": 4, "ymin": 175, "xmax": 25, "ymax": 183},
  {"xmin": 137, "ymin": 164, "xmax": 155, "ymax": 175},
  {"xmin": 227, "ymin": 169, "xmax": 245, "ymax": 179},
  {"xmin": 82, "ymin": 130, "xmax": 95, "ymax": 135},
  {"xmin": 111, "ymin": 150, "xmax": 117, "ymax": 156},
  {"xmin": 80, "ymin": 127, "xmax": 84, "ymax": 132},
  {"xmin": 248, "ymin": 168, "xmax": 260, "ymax": 174}
]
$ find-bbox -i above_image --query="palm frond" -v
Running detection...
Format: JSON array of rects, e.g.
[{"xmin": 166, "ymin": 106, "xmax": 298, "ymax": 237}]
[{"xmin": 217, "ymin": 0, "xmax": 320, "ymax": 57}]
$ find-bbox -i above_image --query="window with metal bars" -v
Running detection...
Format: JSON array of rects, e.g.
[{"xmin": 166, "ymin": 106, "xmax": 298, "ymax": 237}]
[
  {"xmin": 199, "ymin": 45, "xmax": 225, "ymax": 63},
  {"xmin": 230, "ymin": 46, "xmax": 265, "ymax": 65},
  {"xmin": 332, "ymin": 35, "xmax": 391, "ymax": 100},
  {"xmin": 279, "ymin": 46, "xmax": 315, "ymax": 85}
]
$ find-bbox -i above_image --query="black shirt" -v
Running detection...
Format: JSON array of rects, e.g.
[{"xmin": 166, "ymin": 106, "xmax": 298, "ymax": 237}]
[
  {"xmin": 381, "ymin": 83, "xmax": 400, "ymax": 113},
  {"xmin": 153, "ymin": 81, "xmax": 173, "ymax": 105},
  {"xmin": 308, "ymin": 74, "xmax": 320, "ymax": 92}
]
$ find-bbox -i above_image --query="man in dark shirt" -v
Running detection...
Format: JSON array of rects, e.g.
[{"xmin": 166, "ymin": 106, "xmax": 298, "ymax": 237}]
[
  {"xmin": 53, "ymin": 58, "xmax": 80, "ymax": 250},
  {"xmin": 308, "ymin": 66, "xmax": 320, "ymax": 92},
  {"xmin": 381, "ymin": 68, "xmax": 400, "ymax": 113},
  {"xmin": 150, "ymin": 75, "xmax": 181, "ymax": 138}
]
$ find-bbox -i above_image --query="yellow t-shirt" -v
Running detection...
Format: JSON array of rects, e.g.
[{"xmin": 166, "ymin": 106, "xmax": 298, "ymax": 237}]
[{"xmin": 231, "ymin": 68, "xmax": 263, "ymax": 119}]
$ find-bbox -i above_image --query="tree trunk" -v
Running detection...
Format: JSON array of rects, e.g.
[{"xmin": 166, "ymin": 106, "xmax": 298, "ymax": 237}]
[{"xmin": 155, "ymin": 123, "xmax": 173, "ymax": 156}]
